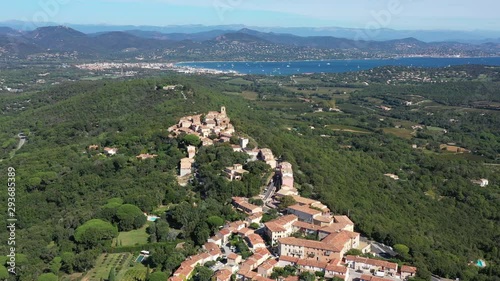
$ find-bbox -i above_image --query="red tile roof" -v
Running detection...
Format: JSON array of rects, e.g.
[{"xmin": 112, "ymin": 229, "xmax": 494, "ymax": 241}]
[
  {"xmin": 279, "ymin": 255, "xmax": 299, "ymax": 263},
  {"xmin": 334, "ymin": 215, "xmax": 354, "ymax": 225},
  {"xmin": 287, "ymin": 204, "xmax": 322, "ymax": 216},
  {"xmin": 401, "ymin": 265, "xmax": 417, "ymax": 273},
  {"xmin": 214, "ymin": 269, "xmax": 232, "ymax": 281},
  {"xmin": 279, "ymin": 237, "xmax": 343, "ymax": 252},
  {"xmin": 265, "ymin": 222, "xmax": 287, "ymax": 232}
]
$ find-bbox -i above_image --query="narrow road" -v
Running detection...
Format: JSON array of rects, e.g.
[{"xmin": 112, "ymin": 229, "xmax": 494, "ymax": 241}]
[
  {"xmin": 9, "ymin": 134, "xmax": 27, "ymax": 159},
  {"xmin": 263, "ymin": 181, "xmax": 276, "ymax": 201}
]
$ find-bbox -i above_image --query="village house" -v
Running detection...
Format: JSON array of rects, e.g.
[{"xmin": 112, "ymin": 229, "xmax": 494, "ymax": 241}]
[
  {"xmin": 214, "ymin": 269, "xmax": 232, "ymax": 281},
  {"xmin": 187, "ymin": 145, "xmax": 196, "ymax": 159},
  {"xmin": 88, "ymin": 144, "xmax": 99, "ymax": 150},
  {"xmin": 240, "ymin": 138, "xmax": 249, "ymax": 149},
  {"xmin": 136, "ymin": 153, "xmax": 158, "ymax": 160},
  {"xmin": 275, "ymin": 185, "xmax": 299, "ymax": 197},
  {"xmin": 321, "ymin": 230, "xmax": 360, "ymax": 256},
  {"xmin": 259, "ymin": 148, "xmax": 277, "ymax": 168},
  {"xmin": 231, "ymin": 144, "xmax": 243, "ymax": 152},
  {"xmin": 207, "ymin": 235, "xmax": 222, "ymax": 247},
  {"xmin": 264, "ymin": 214, "xmax": 299, "ymax": 246},
  {"xmin": 345, "ymin": 255, "xmax": 398, "ymax": 276},
  {"xmin": 286, "ymin": 204, "xmax": 323, "ymax": 224},
  {"xmin": 325, "ymin": 263, "xmax": 349, "ymax": 279},
  {"xmin": 297, "ymin": 259, "xmax": 328, "ymax": 274},
  {"xmin": 201, "ymin": 137, "xmax": 214, "ymax": 146},
  {"xmin": 257, "ymin": 259, "xmax": 278, "ymax": 278},
  {"xmin": 232, "ymin": 197, "xmax": 263, "ymax": 214},
  {"xmin": 440, "ymin": 144, "xmax": 470, "ymax": 153},
  {"xmin": 237, "ymin": 227, "xmax": 255, "ymax": 237},
  {"xmin": 277, "ymin": 254, "xmax": 348, "ymax": 280},
  {"xmin": 278, "ymin": 162, "xmax": 294, "ymax": 188},
  {"xmin": 384, "ymin": 173, "xmax": 399, "ymax": 180},
  {"xmin": 180, "ymin": 158, "xmax": 194, "ymax": 177},
  {"xmin": 224, "ymin": 164, "xmax": 249, "ymax": 181},
  {"xmin": 103, "ymin": 147, "xmax": 118, "ymax": 156},
  {"xmin": 400, "ymin": 265, "xmax": 418, "ymax": 280},
  {"xmin": 471, "ymin": 178, "xmax": 489, "ymax": 187},
  {"xmin": 245, "ymin": 148, "xmax": 260, "ymax": 162},
  {"xmin": 360, "ymin": 274, "xmax": 393, "ymax": 281},
  {"xmin": 227, "ymin": 253, "xmax": 242, "ymax": 265},
  {"xmin": 216, "ymin": 228, "xmax": 232, "ymax": 245},
  {"xmin": 246, "ymin": 212, "xmax": 263, "ymax": 225},
  {"xmin": 278, "ymin": 237, "xmax": 343, "ymax": 263},
  {"xmin": 290, "ymin": 195, "xmax": 330, "ymax": 213},
  {"xmin": 246, "ymin": 233, "xmax": 267, "ymax": 250}
]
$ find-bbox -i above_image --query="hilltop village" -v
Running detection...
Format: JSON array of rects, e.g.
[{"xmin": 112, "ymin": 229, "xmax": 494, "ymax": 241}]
[{"xmin": 164, "ymin": 107, "xmax": 418, "ymax": 281}]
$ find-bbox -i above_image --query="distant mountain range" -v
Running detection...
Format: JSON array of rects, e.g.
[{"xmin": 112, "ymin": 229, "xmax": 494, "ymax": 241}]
[
  {"xmin": 0, "ymin": 25, "xmax": 499, "ymax": 61},
  {"xmin": 2, "ymin": 20, "xmax": 500, "ymax": 43}
]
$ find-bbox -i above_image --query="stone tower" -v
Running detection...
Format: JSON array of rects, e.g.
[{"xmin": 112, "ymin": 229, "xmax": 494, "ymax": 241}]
[{"xmin": 220, "ymin": 106, "xmax": 226, "ymax": 116}]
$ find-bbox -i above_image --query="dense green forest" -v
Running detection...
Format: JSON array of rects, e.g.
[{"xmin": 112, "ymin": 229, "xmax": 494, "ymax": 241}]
[{"xmin": 0, "ymin": 70, "xmax": 499, "ymax": 281}]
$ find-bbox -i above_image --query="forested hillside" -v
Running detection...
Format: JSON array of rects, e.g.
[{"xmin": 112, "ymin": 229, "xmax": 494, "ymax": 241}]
[{"xmin": 0, "ymin": 73, "xmax": 499, "ymax": 280}]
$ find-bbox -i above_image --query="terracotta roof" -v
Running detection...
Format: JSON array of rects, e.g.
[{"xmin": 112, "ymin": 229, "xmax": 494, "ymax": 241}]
[
  {"xmin": 401, "ymin": 265, "xmax": 417, "ymax": 273},
  {"xmin": 203, "ymin": 242, "xmax": 219, "ymax": 252},
  {"xmin": 278, "ymin": 237, "xmax": 343, "ymax": 252},
  {"xmin": 322, "ymin": 230, "xmax": 359, "ymax": 245},
  {"xmin": 279, "ymin": 255, "xmax": 299, "ymax": 263},
  {"xmin": 248, "ymin": 212, "xmax": 263, "ymax": 220},
  {"xmin": 291, "ymin": 195, "xmax": 318, "ymax": 205},
  {"xmin": 218, "ymin": 228, "xmax": 231, "ymax": 236},
  {"xmin": 259, "ymin": 258, "xmax": 278, "ymax": 270},
  {"xmin": 227, "ymin": 253, "xmax": 240, "ymax": 260},
  {"xmin": 254, "ymin": 247, "xmax": 272, "ymax": 257},
  {"xmin": 238, "ymin": 227, "xmax": 254, "ymax": 236},
  {"xmin": 214, "ymin": 269, "xmax": 232, "ymax": 281},
  {"xmin": 325, "ymin": 264, "xmax": 348, "ymax": 274},
  {"xmin": 320, "ymin": 223, "xmax": 349, "ymax": 234},
  {"xmin": 292, "ymin": 221, "xmax": 321, "ymax": 231},
  {"xmin": 265, "ymin": 222, "xmax": 287, "ymax": 233},
  {"xmin": 246, "ymin": 233, "xmax": 265, "ymax": 246},
  {"xmin": 297, "ymin": 259, "xmax": 328, "ymax": 269},
  {"xmin": 287, "ymin": 204, "xmax": 322, "ymax": 216},
  {"xmin": 314, "ymin": 215, "xmax": 333, "ymax": 223},
  {"xmin": 334, "ymin": 215, "xmax": 354, "ymax": 225}
]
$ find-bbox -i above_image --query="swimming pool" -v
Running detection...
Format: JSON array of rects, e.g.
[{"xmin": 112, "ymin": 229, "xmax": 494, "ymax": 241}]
[
  {"xmin": 476, "ymin": 259, "xmax": 486, "ymax": 267},
  {"xmin": 135, "ymin": 255, "xmax": 145, "ymax": 263}
]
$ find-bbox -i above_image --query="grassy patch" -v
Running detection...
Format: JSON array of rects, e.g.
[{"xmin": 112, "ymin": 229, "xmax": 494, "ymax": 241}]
[
  {"xmin": 223, "ymin": 91, "xmax": 259, "ymax": 101},
  {"xmin": 327, "ymin": 125, "xmax": 372, "ymax": 134},
  {"xmin": 427, "ymin": 126, "xmax": 445, "ymax": 131},
  {"xmin": 115, "ymin": 224, "xmax": 150, "ymax": 247},
  {"xmin": 383, "ymin": 128, "xmax": 414, "ymax": 139},
  {"xmin": 225, "ymin": 77, "xmax": 253, "ymax": 86},
  {"xmin": 241, "ymin": 91, "xmax": 259, "ymax": 100}
]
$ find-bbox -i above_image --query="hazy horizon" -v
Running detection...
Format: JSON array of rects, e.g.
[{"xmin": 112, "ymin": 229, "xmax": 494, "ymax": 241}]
[{"xmin": 1, "ymin": 0, "xmax": 499, "ymax": 32}]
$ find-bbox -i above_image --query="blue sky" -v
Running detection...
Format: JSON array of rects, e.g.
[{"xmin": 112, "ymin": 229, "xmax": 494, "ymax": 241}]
[{"xmin": 2, "ymin": 0, "xmax": 499, "ymax": 30}]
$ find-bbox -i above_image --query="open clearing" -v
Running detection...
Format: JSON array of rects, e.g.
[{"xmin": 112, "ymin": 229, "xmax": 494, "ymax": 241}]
[
  {"xmin": 327, "ymin": 124, "xmax": 372, "ymax": 134},
  {"xmin": 114, "ymin": 224, "xmax": 150, "ymax": 247},
  {"xmin": 383, "ymin": 127, "xmax": 414, "ymax": 139}
]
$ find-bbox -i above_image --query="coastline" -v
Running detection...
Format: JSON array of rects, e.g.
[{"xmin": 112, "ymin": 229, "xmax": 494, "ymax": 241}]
[
  {"xmin": 173, "ymin": 56, "xmax": 500, "ymax": 75},
  {"xmin": 174, "ymin": 56, "xmax": 500, "ymax": 65}
]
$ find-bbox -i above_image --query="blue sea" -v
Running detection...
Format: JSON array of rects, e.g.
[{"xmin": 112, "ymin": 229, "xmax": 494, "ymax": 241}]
[{"xmin": 177, "ymin": 57, "xmax": 500, "ymax": 75}]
